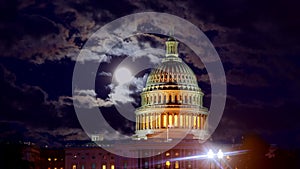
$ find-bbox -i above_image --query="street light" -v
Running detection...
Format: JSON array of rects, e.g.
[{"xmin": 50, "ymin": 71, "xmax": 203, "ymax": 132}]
[
  {"xmin": 217, "ymin": 149, "xmax": 224, "ymax": 169},
  {"xmin": 207, "ymin": 149, "xmax": 214, "ymax": 158},
  {"xmin": 207, "ymin": 149, "xmax": 214, "ymax": 169},
  {"xmin": 217, "ymin": 149, "xmax": 224, "ymax": 159},
  {"xmin": 207, "ymin": 149, "xmax": 224, "ymax": 169}
]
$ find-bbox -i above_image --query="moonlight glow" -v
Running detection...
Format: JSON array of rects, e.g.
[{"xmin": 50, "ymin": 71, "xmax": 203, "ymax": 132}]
[{"xmin": 114, "ymin": 67, "xmax": 133, "ymax": 84}]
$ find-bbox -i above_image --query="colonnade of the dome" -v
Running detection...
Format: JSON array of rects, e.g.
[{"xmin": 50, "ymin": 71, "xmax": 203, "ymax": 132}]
[{"xmin": 135, "ymin": 112, "xmax": 207, "ymax": 130}]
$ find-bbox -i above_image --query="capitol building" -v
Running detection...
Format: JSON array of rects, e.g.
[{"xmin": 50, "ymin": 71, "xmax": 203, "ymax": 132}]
[
  {"xmin": 64, "ymin": 37, "xmax": 221, "ymax": 169},
  {"xmin": 134, "ymin": 37, "xmax": 209, "ymax": 141}
]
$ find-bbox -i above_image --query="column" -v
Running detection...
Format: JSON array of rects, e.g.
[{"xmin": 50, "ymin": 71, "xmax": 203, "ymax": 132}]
[
  {"xmin": 171, "ymin": 93, "xmax": 175, "ymax": 103},
  {"xmin": 193, "ymin": 115, "xmax": 197, "ymax": 129},
  {"xmin": 140, "ymin": 115, "xmax": 142, "ymax": 130},
  {"xmin": 149, "ymin": 114, "xmax": 153, "ymax": 129},
  {"xmin": 146, "ymin": 114, "xmax": 149, "ymax": 129},
  {"xmin": 188, "ymin": 114, "xmax": 192, "ymax": 128},
  {"xmin": 158, "ymin": 113, "xmax": 161, "ymax": 129},
  {"xmin": 136, "ymin": 115, "xmax": 139, "ymax": 130},
  {"xmin": 180, "ymin": 115, "xmax": 183, "ymax": 128},
  {"xmin": 166, "ymin": 94, "xmax": 169, "ymax": 103},
  {"xmin": 197, "ymin": 115, "xmax": 200, "ymax": 129},
  {"xmin": 200, "ymin": 115, "xmax": 204, "ymax": 130},
  {"xmin": 185, "ymin": 115, "xmax": 188, "ymax": 128},
  {"xmin": 143, "ymin": 115, "xmax": 146, "ymax": 130},
  {"xmin": 174, "ymin": 114, "xmax": 178, "ymax": 127}
]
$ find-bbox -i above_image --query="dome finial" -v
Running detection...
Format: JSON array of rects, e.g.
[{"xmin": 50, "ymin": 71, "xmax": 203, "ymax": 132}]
[{"xmin": 165, "ymin": 28, "xmax": 179, "ymax": 57}]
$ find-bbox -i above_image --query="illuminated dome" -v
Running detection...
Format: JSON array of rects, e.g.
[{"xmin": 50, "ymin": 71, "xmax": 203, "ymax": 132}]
[
  {"xmin": 134, "ymin": 37, "xmax": 208, "ymax": 140},
  {"xmin": 144, "ymin": 54, "xmax": 200, "ymax": 92}
]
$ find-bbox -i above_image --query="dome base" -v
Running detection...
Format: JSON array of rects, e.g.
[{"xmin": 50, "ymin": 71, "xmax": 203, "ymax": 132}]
[{"xmin": 133, "ymin": 128, "xmax": 208, "ymax": 140}]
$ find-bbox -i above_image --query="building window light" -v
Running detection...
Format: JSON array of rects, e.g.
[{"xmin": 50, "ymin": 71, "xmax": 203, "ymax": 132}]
[{"xmin": 165, "ymin": 161, "xmax": 170, "ymax": 167}]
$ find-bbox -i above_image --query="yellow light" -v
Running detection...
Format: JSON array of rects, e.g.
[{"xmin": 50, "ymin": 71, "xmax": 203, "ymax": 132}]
[
  {"xmin": 165, "ymin": 161, "xmax": 170, "ymax": 167},
  {"xmin": 54, "ymin": 158, "xmax": 57, "ymax": 161},
  {"xmin": 174, "ymin": 114, "xmax": 178, "ymax": 127},
  {"xmin": 72, "ymin": 165, "xmax": 76, "ymax": 169},
  {"xmin": 111, "ymin": 164, "xmax": 115, "ymax": 169},
  {"xmin": 193, "ymin": 116, "xmax": 197, "ymax": 128},
  {"xmin": 102, "ymin": 165, "xmax": 106, "ymax": 169},
  {"xmin": 175, "ymin": 161, "xmax": 179, "ymax": 169},
  {"xmin": 180, "ymin": 115, "xmax": 183, "ymax": 127},
  {"xmin": 165, "ymin": 152, "xmax": 170, "ymax": 156},
  {"xmin": 168, "ymin": 115, "xmax": 172, "ymax": 126},
  {"xmin": 48, "ymin": 158, "xmax": 51, "ymax": 161},
  {"xmin": 185, "ymin": 116, "xmax": 188, "ymax": 127},
  {"xmin": 163, "ymin": 114, "xmax": 167, "ymax": 127}
]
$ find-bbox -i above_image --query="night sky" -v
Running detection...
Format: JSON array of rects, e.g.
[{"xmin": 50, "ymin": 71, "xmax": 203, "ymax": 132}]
[{"xmin": 0, "ymin": 0, "xmax": 300, "ymax": 148}]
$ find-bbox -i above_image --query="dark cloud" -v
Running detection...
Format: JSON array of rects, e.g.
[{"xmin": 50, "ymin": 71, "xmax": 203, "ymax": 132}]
[{"xmin": 0, "ymin": 64, "xmax": 80, "ymax": 131}]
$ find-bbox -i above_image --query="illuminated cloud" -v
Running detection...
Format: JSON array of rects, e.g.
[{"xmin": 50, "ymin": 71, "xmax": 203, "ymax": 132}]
[
  {"xmin": 98, "ymin": 71, "xmax": 112, "ymax": 77},
  {"xmin": 108, "ymin": 74, "xmax": 148, "ymax": 104},
  {"xmin": 60, "ymin": 89, "xmax": 113, "ymax": 108}
]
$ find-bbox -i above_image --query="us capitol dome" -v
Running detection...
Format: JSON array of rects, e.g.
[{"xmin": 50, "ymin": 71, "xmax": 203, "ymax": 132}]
[{"xmin": 134, "ymin": 37, "xmax": 209, "ymax": 141}]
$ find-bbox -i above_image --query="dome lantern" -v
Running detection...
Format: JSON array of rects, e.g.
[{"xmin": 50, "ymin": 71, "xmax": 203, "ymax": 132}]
[{"xmin": 165, "ymin": 37, "xmax": 179, "ymax": 57}]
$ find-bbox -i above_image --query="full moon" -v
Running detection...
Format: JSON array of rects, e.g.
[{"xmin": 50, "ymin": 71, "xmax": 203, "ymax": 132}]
[{"xmin": 114, "ymin": 67, "xmax": 133, "ymax": 84}]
